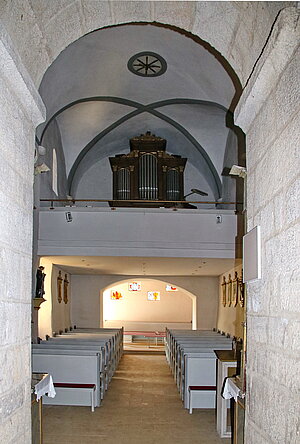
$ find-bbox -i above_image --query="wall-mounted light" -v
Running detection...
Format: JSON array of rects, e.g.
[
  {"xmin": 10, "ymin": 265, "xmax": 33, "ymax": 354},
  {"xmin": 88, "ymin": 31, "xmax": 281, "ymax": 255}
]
[
  {"xmin": 229, "ymin": 165, "xmax": 247, "ymax": 179},
  {"xmin": 34, "ymin": 163, "xmax": 50, "ymax": 175}
]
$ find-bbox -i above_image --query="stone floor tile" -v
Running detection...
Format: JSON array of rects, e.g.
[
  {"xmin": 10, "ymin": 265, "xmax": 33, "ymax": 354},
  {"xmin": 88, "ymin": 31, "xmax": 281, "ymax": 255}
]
[{"xmin": 43, "ymin": 353, "xmax": 230, "ymax": 444}]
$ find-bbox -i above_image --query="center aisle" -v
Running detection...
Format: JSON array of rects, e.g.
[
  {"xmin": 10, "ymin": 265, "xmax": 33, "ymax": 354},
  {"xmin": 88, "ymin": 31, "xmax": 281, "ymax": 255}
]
[{"xmin": 43, "ymin": 353, "xmax": 230, "ymax": 444}]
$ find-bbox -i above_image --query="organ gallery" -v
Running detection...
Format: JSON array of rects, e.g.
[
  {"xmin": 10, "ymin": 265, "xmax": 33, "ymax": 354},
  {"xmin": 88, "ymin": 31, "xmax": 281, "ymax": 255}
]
[{"xmin": 109, "ymin": 131, "xmax": 189, "ymax": 207}]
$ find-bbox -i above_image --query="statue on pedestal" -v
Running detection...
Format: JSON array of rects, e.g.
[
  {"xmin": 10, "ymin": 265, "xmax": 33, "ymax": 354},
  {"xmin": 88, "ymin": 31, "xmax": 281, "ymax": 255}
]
[{"xmin": 35, "ymin": 266, "xmax": 46, "ymax": 298}]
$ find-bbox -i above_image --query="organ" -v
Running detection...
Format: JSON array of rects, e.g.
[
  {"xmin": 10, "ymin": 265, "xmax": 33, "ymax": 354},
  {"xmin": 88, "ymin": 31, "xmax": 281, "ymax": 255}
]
[{"xmin": 109, "ymin": 131, "xmax": 192, "ymax": 208}]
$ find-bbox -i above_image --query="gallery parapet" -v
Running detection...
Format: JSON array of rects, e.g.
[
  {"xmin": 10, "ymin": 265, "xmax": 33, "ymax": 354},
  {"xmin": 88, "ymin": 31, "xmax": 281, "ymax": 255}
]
[{"xmin": 39, "ymin": 198, "xmax": 242, "ymax": 212}]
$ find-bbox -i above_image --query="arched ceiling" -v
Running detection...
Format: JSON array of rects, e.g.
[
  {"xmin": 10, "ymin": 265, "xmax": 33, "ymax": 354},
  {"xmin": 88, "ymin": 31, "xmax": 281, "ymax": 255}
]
[{"xmin": 37, "ymin": 23, "xmax": 239, "ymax": 200}]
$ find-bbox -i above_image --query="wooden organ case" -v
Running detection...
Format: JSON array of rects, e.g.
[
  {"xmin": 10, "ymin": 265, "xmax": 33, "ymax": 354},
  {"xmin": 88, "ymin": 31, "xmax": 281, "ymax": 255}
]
[{"xmin": 109, "ymin": 131, "xmax": 190, "ymax": 208}]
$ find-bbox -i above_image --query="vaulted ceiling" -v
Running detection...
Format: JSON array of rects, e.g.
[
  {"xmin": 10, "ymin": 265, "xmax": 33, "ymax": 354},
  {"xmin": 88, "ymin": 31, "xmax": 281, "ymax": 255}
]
[{"xmin": 37, "ymin": 23, "xmax": 241, "ymax": 203}]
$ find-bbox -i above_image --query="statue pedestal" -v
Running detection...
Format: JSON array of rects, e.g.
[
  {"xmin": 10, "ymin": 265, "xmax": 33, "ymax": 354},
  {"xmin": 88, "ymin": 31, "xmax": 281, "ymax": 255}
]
[{"xmin": 33, "ymin": 297, "xmax": 46, "ymax": 310}]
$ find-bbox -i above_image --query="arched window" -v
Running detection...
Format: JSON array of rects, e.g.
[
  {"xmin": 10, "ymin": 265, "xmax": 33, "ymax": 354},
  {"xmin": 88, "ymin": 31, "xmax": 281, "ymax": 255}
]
[
  {"xmin": 117, "ymin": 168, "xmax": 130, "ymax": 200},
  {"xmin": 139, "ymin": 154, "xmax": 158, "ymax": 200},
  {"xmin": 52, "ymin": 149, "xmax": 58, "ymax": 195}
]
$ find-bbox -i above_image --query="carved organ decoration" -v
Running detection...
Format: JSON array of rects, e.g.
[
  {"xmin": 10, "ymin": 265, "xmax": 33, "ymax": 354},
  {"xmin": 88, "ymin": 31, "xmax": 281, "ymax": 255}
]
[{"xmin": 109, "ymin": 131, "xmax": 190, "ymax": 207}]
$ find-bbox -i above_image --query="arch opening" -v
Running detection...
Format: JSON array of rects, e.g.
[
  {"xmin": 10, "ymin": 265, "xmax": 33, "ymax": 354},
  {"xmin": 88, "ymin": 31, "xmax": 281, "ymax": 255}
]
[
  {"xmin": 100, "ymin": 277, "xmax": 197, "ymax": 331},
  {"xmin": 36, "ymin": 21, "xmax": 244, "ymax": 208}
]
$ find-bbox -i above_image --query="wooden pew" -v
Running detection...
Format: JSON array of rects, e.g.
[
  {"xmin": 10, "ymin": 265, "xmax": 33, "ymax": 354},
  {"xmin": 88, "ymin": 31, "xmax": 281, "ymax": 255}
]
[
  {"xmin": 44, "ymin": 330, "xmax": 123, "ymax": 386},
  {"xmin": 164, "ymin": 329, "xmax": 232, "ymax": 410},
  {"xmin": 32, "ymin": 344, "xmax": 107, "ymax": 399},
  {"xmin": 32, "ymin": 350, "xmax": 101, "ymax": 409},
  {"xmin": 177, "ymin": 344, "xmax": 232, "ymax": 407},
  {"xmin": 33, "ymin": 328, "xmax": 123, "ymax": 407},
  {"xmin": 46, "ymin": 336, "xmax": 116, "ymax": 381}
]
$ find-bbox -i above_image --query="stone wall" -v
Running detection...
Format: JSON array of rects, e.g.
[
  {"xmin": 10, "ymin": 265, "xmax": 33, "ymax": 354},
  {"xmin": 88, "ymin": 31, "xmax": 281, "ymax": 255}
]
[
  {"xmin": 235, "ymin": 7, "xmax": 300, "ymax": 443},
  {"xmin": 0, "ymin": 22, "xmax": 45, "ymax": 444},
  {"xmin": 0, "ymin": 1, "xmax": 288, "ymax": 88}
]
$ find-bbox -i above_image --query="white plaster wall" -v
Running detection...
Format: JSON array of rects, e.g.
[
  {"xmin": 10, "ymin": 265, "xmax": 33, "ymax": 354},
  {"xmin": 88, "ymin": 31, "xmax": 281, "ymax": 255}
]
[
  {"xmin": 50, "ymin": 265, "xmax": 71, "ymax": 336},
  {"xmin": 71, "ymin": 275, "xmax": 219, "ymax": 330},
  {"xmin": 217, "ymin": 263, "xmax": 244, "ymax": 339},
  {"xmin": 36, "ymin": 259, "xmax": 72, "ymax": 339},
  {"xmin": 103, "ymin": 280, "xmax": 192, "ymax": 326},
  {"xmin": 235, "ymin": 7, "xmax": 300, "ymax": 444}
]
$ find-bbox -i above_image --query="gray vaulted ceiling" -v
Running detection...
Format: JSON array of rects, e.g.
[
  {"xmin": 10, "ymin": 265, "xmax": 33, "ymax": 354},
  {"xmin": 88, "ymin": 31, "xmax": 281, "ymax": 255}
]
[{"xmin": 37, "ymin": 23, "xmax": 241, "ymax": 202}]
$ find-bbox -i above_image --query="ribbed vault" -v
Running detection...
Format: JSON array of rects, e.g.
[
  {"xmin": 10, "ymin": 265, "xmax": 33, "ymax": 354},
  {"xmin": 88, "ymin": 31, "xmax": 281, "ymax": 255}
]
[{"xmin": 37, "ymin": 22, "xmax": 243, "ymax": 203}]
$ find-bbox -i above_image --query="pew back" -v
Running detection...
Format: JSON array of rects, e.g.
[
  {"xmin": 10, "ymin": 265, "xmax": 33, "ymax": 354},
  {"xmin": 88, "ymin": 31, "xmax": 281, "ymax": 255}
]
[{"xmin": 32, "ymin": 352, "xmax": 101, "ymax": 407}]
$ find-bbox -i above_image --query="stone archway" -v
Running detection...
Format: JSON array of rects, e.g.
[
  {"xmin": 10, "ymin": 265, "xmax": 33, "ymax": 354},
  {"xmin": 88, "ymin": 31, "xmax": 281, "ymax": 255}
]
[
  {"xmin": 1, "ymin": 2, "xmax": 284, "ymax": 89},
  {"xmin": 1, "ymin": 3, "xmax": 298, "ymax": 443}
]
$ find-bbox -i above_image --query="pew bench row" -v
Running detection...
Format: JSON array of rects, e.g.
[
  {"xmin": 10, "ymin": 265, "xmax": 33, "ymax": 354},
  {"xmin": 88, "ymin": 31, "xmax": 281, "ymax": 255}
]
[
  {"xmin": 32, "ymin": 328, "xmax": 123, "ymax": 411},
  {"xmin": 165, "ymin": 329, "xmax": 232, "ymax": 410}
]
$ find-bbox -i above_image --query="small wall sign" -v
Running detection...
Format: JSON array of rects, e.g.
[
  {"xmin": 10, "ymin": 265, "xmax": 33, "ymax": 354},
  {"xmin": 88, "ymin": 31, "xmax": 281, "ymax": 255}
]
[
  {"xmin": 148, "ymin": 291, "xmax": 160, "ymax": 301},
  {"xmin": 111, "ymin": 291, "xmax": 123, "ymax": 300},
  {"xmin": 129, "ymin": 282, "xmax": 141, "ymax": 291},
  {"xmin": 166, "ymin": 285, "xmax": 178, "ymax": 291},
  {"xmin": 243, "ymin": 226, "xmax": 262, "ymax": 282}
]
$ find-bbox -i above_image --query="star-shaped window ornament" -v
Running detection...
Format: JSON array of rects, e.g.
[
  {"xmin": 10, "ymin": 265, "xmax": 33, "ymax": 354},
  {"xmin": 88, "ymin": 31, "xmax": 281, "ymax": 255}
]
[{"xmin": 127, "ymin": 52, "xmax": 167, "ymax": 77}]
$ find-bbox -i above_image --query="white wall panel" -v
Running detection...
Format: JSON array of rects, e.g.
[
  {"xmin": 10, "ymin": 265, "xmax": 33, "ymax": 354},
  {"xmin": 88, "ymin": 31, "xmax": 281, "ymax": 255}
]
[{"xmin": 38, "ymin": 208, "xmax": 237, "ymax": 258}]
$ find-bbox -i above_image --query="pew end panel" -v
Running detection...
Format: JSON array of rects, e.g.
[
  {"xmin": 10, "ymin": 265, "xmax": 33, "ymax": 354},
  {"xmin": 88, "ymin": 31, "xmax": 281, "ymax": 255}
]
[
  {"xmin": 32, "ymin": 353, "xmax": 101, "ymax": 408},
  {"xmin": 184, "ymin": 354, "xmax": 218, "ymax": 409},
  {"xmin": 43, "ymin": 383, "xmax": 96, "ymax": 412}
]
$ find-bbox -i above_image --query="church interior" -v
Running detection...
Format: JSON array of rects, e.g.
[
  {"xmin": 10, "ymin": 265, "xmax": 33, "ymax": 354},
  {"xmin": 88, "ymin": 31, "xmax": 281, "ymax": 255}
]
[{"xmin": 0, "ymin": 2, "xmax": 299, "ymax": 444}]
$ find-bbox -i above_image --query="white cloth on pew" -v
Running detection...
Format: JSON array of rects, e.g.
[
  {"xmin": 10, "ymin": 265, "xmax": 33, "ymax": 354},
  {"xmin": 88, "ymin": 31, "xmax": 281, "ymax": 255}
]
[
  {"xmin": 222, "ymin": 377, "xmax": 244, "ymax": 402},
  {"xmin": 34, "ymin": 374, "xmax": 56, "ymax": 401}
]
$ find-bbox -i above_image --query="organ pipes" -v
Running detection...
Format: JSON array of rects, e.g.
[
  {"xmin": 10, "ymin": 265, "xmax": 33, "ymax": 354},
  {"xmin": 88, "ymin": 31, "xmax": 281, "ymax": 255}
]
[
  {"xmin": 117, "ymin": 168, "xmax": 130, "ymax": 200},
  {"xmin": 109, "ymin": 131, "xmax": 188, "ymax": 208},
  {"xmin": 166, "ymin": 169, "xmax": 180, "ymax": 201},
  {"xmin": 139, "ymin": 154, "xmax": 158, "ymax": 200}
]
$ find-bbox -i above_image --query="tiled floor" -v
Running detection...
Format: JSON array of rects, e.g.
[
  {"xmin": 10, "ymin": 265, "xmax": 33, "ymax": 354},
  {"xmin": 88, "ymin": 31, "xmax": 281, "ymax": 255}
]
[{"xmin": 43, "ymin": 353, "xmax": 230, "ymax": 444}]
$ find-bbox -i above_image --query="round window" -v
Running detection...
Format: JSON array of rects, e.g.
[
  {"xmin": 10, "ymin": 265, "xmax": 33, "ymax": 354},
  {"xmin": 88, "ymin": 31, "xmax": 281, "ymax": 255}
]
[{"xmin": 127, "ymin": 52, "xmax": 167, "ymax": 77}]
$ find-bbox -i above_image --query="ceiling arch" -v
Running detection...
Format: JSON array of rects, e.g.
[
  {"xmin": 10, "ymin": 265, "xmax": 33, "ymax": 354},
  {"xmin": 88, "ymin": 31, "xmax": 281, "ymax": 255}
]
[
  {"xmin": 37, "ymin": 22, "xmax": 241, "ymax": 202},
  {"xmin": 39, "ymin": 97, "xmax": 228, "ymax": 143},
  {"xmin": 38, "ymin": 96, "xmax": 228, "ymax": 197},
  {"xmin": 67, "ymin": 102, "xmax": 222, "ymax": 198}
]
